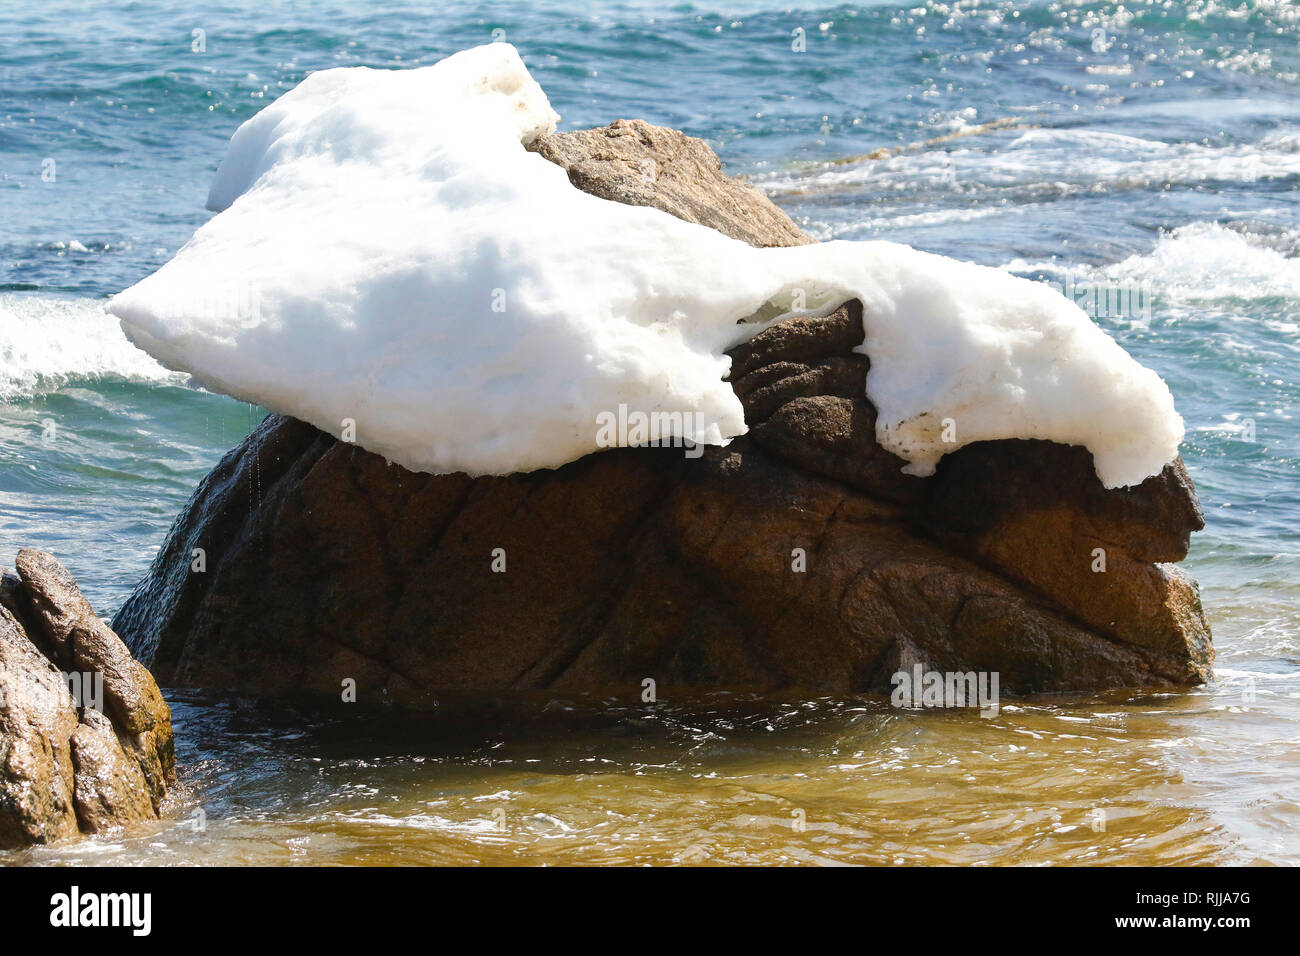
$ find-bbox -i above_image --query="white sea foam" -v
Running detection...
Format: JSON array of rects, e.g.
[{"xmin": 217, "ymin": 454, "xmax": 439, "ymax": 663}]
[
  {"xmin": 0, "ymin": 294, "xmax": 183, "ymax": 401},
  {"xmin": 760, "ymin": 126, "xmax": 1300, "ymax": 197},
  {"xmin": 1103, "ymin": 222, "xmax": 1300, "ymax": 301},
  {"xmin": 1005, "ymin": 222, "xmax": 1300, "ymax": 303},
  {"xmin": 108, "ymin": 44, "xmax": 1184, "ymax": 488}
]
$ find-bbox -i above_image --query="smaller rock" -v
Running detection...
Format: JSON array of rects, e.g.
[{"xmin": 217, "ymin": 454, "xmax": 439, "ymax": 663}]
[
  {"xmin": 0, "ymin": 551, "xmax": 173, "ymax": 849},
  {"xmin": 69, "ymin": 709, "xmax": 156, "ymax": 834},
  {"xmin": 16, "ymin": 549, "xmax": 170, "ymax": 737},
  {"xmin": 0, "ymin": 605, "xmax": 80, "ymax": 847}
]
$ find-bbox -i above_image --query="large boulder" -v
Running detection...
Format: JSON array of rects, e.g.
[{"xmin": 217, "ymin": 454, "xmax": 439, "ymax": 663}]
[
  {"xmin": 1, "ymin": 551, "xmax": 173, "ymax": 848},
  {"xmin": 110, "ymin": 120, "xmax": 1212, "ymax": 706}
]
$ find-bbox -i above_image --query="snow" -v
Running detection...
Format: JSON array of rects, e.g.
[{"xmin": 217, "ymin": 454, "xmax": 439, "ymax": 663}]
[{"xmin": 108, "ymin": 43, "xmax": 1184, "ymax": 488}]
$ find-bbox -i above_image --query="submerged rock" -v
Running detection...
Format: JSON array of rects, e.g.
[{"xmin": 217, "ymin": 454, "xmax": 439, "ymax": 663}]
[
  {"xmin": 111, "ymin": 120, "xmax": 1212, "ymax": 705},
  {"xmin": 0, "ymin": 551, "xmax": 173, "ymax": 849}
]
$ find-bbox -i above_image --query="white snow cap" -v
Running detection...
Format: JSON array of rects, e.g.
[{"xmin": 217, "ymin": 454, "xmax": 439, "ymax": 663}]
[{"xmin": 109, "ymin": 43, "xmax": 1184, "ymax": 488}]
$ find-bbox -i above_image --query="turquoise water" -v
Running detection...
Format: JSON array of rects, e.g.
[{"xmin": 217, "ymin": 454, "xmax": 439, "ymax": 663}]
[{"xmin": 2, "ymin": 0, "xmax": 1298, "ymax": 865}]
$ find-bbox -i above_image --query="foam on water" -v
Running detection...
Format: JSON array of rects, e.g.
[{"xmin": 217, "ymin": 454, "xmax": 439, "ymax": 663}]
[
  {"xmin": 108, "ymin": 43, "xmax": 1184, "ymax": 488},
  {"xmin": 0, "ymin": 293, "xmax": 184, "ymax": 401},
  {"xmin": 1102, "ymin": 223, "xmax": 1300, "ymax": 302},
  {"xmin": 761, "ymin": 127, "xmax": 1300, "ymax": 198},
  {"xmin": 1004, "ymin": 222, "xmax": 1300, "ymax": 303}
]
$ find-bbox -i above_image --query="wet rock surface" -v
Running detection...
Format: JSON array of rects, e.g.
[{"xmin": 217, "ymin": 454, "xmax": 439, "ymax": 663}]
[
  {"xmin": 1, "ymin": 551, "xmax": 173, "ymax": 849},
  {"xmin": 110, "ymin": 120, "xmax": 1212, "ymax": 707}
]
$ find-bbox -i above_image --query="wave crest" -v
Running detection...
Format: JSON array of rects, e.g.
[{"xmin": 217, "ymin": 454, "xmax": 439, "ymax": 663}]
[{"xmin": 0, "ymin": 294, "xmax": 185, "ymax": 401}]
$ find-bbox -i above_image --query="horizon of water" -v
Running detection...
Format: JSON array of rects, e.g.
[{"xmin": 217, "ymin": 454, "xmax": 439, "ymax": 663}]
[{"xmin": 1, "ymin": 0, "xmax": 1298, "ymax": 865}]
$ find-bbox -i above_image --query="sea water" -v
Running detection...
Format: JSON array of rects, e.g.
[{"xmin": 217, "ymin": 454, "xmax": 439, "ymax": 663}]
[{"xmin": 2, "ymin": 0, "xmax": 1297, "ymax": 865}]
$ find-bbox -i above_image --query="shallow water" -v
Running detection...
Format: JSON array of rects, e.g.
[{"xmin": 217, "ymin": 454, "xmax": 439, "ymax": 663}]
[
  {"xmin": 8, "ymin": 673, "xmax": 1294, "ymax": 866},
  {"xmin": 2, "ymin": 0, "xmax": 1298, "ymax": 865}
]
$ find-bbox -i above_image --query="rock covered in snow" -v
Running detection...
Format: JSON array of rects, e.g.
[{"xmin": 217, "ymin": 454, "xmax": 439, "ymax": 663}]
[{"xmin": 110, "ymin": 118, "xmax": 1212, "ymax": 704}]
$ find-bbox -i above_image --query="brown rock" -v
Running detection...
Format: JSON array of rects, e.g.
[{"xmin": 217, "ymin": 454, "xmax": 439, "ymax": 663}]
[
  {"xmin": 0, "ymin": 553, "xmax": 173, "ymax": 848},
  {"xmin": 16, "ymin": 549, "xmax": 171, "ymax": 737},
  {"xmin": 109, "ymin": 118, "xmax": 1212, "ymax": 705},
  {"xmin": 69, "ymin": 709, "xmax": 156, "ymax": 833},
  {"xmin": 528, "ymin": 118, "xmax": 813, "ymax": 248},
  {"xmin": 0, "ymin": 605, "xmax": 80, "ymax": 847},
  {"xmin": 0, "ymin": 571, "xmax": 23, "ymax": 621}
]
